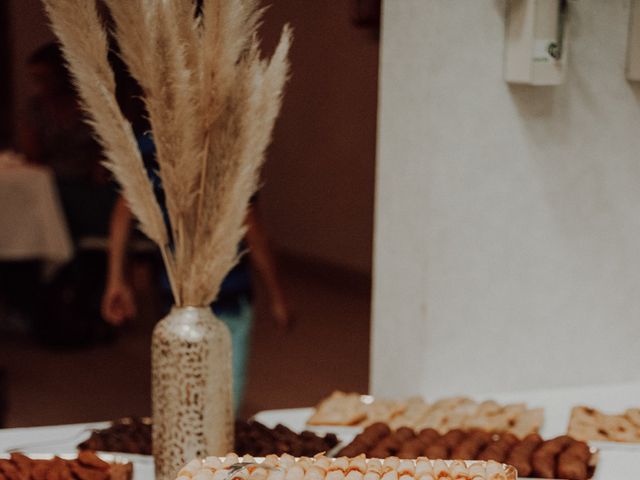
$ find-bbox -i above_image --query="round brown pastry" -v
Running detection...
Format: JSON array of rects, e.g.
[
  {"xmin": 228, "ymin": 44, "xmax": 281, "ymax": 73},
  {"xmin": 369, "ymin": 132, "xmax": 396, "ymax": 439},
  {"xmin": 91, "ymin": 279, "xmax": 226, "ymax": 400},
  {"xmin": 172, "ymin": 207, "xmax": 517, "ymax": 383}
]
[
  {"xmin": 531, "ymin": 436, "xmax": 572, "ymax": 479},
  {"xmin": 498, "ymin": 432, "xmax": 519, "ymax": 446},
  {"xmin": 368, "ymin": 446, "xmax": 391, "ymax": 459},
  {"xmin": 556, "ymin": 441, "xmax": 590, "ymax": 480},
  {"xmin": 351, "ymin": 433, "xmax": 379, "ymax": 450},
  {"xmin": 397, "ymin": 438, "xmax": 426, "ymax": 459},
  {"xmin": 541, "ymin": 435, "xmax": 573, "ymax": 452},
  {"xmin": 506, "ymin": 433, "xmax": 542, "ymax": 477},
  {"xmin": 338, "ymin": 442, "xmax": 368, "ymax": 457},
  {"xmin": 394, "ymin": 427, "xmax": 417, "ymax": 442},
  {"xmin": 477, "ymin": 439, "xmax": 510, "ymax": 463},
  {"xmin": 560, "ymin": 441, "xmax": 591, "ymax": 463},
  {"xmin": 440, "ymin": 429, "xmax": 466, "ymax": 449},
  {"xmin": 423, "ymin": 442, "xmax": 449, "ymax": 459},
  {"xmin": 417, "ymin": 428, "xmax": 440, "ymax": 445},
  {"xmin": 398, "ymin": 438, "xmax": 426, "ymax": 459},
  {"xmin": 365, "ymin": 422, "xmax": 393, "ymax": 439},
  {"xmin": 377, "ymin": 435, "xmax": 402, "ymax": 453},
  {"xmin": 531, "ymin": 449, "xmax": 556, "ymax": 479},
  {"xmin": 451, "ymin": 431, "xmax": 491, "ymax": 460},
  {"xmin": 556, "ymin": 459, "xmax": 588, "ymax": 480}
]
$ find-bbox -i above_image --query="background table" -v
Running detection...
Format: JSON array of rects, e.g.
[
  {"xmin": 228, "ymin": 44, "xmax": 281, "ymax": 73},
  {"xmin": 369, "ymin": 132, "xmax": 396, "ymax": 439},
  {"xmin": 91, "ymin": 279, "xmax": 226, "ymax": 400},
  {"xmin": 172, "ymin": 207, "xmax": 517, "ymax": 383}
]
[{"xmin": 0, "ymin": 164, "xmax": 73, "ymax": 266}]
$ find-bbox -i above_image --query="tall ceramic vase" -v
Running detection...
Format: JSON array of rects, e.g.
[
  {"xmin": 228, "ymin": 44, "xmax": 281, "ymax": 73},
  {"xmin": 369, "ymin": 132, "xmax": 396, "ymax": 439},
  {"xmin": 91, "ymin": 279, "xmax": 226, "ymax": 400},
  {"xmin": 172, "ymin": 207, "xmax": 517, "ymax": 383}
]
[{"xmin": 152, "ymin": 306, "xmax": 233, "ymax": 480}]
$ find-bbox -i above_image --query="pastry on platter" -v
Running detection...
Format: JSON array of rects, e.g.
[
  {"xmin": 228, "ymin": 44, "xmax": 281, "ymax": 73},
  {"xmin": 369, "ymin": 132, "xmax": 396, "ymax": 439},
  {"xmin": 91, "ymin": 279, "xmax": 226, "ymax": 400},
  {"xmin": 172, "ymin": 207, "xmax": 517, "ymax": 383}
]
[{"xmin": 175, "ymin": 453, "xmax": 516, "ymax": 480}]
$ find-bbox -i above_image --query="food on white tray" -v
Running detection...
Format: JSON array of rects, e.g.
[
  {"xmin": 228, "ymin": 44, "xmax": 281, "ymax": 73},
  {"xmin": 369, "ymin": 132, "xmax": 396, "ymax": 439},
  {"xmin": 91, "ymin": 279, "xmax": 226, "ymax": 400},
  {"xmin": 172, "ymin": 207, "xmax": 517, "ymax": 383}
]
[
  {"xmin": 78, "ymin": 418, "xmax": 338, "ymax": 457},
  {"xmin": 0, "ymin": 451, "xmax": 132, "ymax": 480},
  {"xmin": 568, "ymin": 405, "xmax": 640, "ymax": 442},
  {"xmin": 308, "ymin": 392, "xmax": 543, "ymax": 437},
  {"xmin": 175, "ymin": 453, "xmax": 516, "ymax": 480},
  {"xmin": 337, "ymin": 423, "xmax": 595, "ymax": 479}
]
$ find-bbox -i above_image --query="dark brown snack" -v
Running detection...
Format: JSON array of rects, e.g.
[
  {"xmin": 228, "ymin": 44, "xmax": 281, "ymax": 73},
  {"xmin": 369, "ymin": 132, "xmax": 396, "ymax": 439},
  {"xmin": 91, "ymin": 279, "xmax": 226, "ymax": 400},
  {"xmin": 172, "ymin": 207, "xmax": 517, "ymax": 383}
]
[
  {"xmin": 77, "ymin": 452, "xmax": 109, "ymax": 472},
  {"xmin": 531, "ymin": 436, "xmax": 573, "ymax": 478},
  {"xmin": 44, "ymin": 457, "xmax": 71, "ymax": 480},
  {"xmin": 505, "ymin": 433, "xmax": 542, "ymax": 477},
  {"xmin": 78, "ymin": 417, "xmax": 152, "ymax": 455},
  {"xmin": 235, "ymin": 420, "xmax": 338, "ymax": 457},
  {"xmin": 498, "ymin": 432, "xmax": 519, "ymax": 446},
  {"xmin": 440, "ymin": 429, "xmax": 466, "ymax": 449},
  {"xmin": 9, "ymin": 454, "xmax": 31, "ymax": 478},
  {"xmin": 423, "ymin": 443, "xmax": 449, "ymax": 459},
  {"xmin": 376, "ymin": 435, "xmax": 402, "ymax": 453},
  {"xmin": 417, "ymin": 428, "xmax": 440, "ymax": 445},
  {"xmin": 531, "ymin": 448, "xmax": 556, "ymax": 479},
  {"xmin": 477, "ymin": 440, "xmax": 509, "ymax": 463},
  {"xmin": 0, "ymin": 454, "xmax": 128, "ymax": 480},
  {"xmin": 337, "ymin": 442, "xmax": 368, "ymax": 457},
  {"xmin": 31, "ymin": 461, "xmax": 50, "ymax": 480},
  {"xmin": 347, "ymin": 422, "xmax": 392, "ymax": 454},
  {"xmin": 397, "ymin": 438, "xmax": 426, "ymax": 459},
  {"xmin": 0, "ymin": 459, "xmax": 22, "ymax": 480},
  {"xmin": 556, "ymin": 458, "xmax": 588, "ymax": 480},
  {"xmin": 541, "ymin": 435, "xmax": 574, "ymax": 453},
  {"xmin": 368, "ymin": 446, "xmax": 391, "ymax": 459},
  {"xmin": 365, "ymin": 422, "xmax": 392, "ymax": 439},
  {"xmin": 451, "ymin": 430, "xmax": 492, "ymax": 459},
  {"xmin": 556, "ymin": 441, "xmax": 591, "ymax": 480},
  {"xmin": 560, "ymin": 441, "xmax": 591, "ymax": 463},
  {"xmin": 69, "ymin": 460, "xmax": 109, "ymax": 480},
  {"xmin": 107, "ymin": 465, "xmax": 132, "ymax": 480},
  {"xmin": 394, "ymin": 427, "xmax": 416, "ymax": 442}
]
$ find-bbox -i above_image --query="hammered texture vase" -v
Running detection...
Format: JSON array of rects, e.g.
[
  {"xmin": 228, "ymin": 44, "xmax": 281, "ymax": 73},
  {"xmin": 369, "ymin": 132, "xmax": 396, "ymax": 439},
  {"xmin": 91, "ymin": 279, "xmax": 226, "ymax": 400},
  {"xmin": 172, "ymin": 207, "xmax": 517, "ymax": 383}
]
[{"xmin": 152, "ymin": 306, "xmax": 233, "ymax": 480}]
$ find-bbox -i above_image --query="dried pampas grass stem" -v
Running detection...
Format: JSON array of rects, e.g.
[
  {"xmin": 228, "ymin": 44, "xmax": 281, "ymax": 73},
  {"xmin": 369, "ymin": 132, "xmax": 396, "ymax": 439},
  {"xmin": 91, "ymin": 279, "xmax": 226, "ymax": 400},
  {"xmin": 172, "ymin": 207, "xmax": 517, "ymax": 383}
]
[{"xmin": 43, "ymin": 0, "xmax": 291, "ymax": 307}]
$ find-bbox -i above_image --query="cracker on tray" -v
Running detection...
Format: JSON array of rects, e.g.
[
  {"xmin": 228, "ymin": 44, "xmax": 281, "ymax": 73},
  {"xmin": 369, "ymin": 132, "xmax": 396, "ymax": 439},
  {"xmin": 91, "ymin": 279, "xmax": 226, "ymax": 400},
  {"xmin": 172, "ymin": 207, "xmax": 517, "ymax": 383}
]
[
  {"xmin": 307, "ymin": 391, "xmax": 367, "ymax": 426},
  {"xmin": 308, "ymin": 391, "xmax": 544, "ymax": 437},
  {"xmin": 568, "ymin": 405, "xmax": 640, "ymax": 443}
]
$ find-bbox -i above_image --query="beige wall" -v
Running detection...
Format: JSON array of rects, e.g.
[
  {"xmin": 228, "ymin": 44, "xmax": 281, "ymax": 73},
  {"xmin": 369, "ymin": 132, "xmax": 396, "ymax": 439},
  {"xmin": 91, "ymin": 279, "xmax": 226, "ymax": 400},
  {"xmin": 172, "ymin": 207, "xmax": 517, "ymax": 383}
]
[
  {"xmin": 259, "ymin": 2, "xmax": 378, "ymax": 274},
  {"xmin": 7, "ymin": 1, "xmax": 378, "ymax": 275},
  {"xmin": 373, "ymin": 0, "xmax": 640, "ymax": 398}
]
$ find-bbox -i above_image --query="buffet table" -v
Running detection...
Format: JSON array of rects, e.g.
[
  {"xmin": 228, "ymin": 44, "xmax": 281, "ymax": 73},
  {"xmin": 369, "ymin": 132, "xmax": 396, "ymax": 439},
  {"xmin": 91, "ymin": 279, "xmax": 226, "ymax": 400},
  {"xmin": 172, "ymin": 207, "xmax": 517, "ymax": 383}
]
[{"xmin": 1, "ymin": 381, "xmax": 639, "ymax": 479}]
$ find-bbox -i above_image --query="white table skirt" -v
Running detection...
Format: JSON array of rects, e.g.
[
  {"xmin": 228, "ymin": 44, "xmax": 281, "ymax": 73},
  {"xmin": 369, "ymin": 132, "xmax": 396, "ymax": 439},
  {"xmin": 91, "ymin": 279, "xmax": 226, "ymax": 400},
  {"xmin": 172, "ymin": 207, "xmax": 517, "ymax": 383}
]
[
  {"xmin": 0, "ymin": 164, "xmax": 73, "ymax": 265},
  {"xmin": 1, "ymin": 382, "xmax": 640, "ymax": 479}
]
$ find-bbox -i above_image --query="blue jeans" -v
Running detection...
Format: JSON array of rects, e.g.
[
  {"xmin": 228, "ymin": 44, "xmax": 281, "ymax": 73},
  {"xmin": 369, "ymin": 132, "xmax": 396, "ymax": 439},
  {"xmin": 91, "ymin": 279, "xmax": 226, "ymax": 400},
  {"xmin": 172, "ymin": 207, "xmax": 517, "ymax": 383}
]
[{"xmin": 214, "ymin": 295, "xmax": 253, "ymax": 413}]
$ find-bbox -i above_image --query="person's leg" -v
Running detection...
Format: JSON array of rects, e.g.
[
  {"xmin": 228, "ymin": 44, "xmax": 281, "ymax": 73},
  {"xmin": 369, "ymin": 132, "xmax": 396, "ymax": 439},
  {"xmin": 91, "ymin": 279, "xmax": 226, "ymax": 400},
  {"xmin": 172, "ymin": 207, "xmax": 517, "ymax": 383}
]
[{"xmin": 215, "ymin": 296, "xmax": 253, "ymax": 414}]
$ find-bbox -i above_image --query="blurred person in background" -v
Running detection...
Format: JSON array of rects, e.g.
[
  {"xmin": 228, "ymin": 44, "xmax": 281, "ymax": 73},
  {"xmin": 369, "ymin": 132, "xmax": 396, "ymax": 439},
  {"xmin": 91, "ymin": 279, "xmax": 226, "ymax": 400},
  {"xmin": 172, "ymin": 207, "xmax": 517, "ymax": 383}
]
[
  {"xmin": 16, "ymin": 42, "xmax": 117, "ymax": 346},
  {"xmin": 19, "ymin": 42, "xmax": 116, "ymax": 241},
  {"xmin": 102, "ymin": 195, "xmax": 292, "ymax": 412}
]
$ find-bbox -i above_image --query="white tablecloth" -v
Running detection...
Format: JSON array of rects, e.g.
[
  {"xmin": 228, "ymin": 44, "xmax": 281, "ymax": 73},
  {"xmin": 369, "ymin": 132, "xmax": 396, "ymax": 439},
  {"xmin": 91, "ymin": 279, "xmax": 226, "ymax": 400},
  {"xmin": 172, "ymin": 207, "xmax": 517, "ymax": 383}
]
[
  {"xmin": 0, "ymin": 164, "xmax": 73, "ymax": 265},
  {"xmin": 1, "ymin": 382, "xmax": 639, "ymax": 479}
]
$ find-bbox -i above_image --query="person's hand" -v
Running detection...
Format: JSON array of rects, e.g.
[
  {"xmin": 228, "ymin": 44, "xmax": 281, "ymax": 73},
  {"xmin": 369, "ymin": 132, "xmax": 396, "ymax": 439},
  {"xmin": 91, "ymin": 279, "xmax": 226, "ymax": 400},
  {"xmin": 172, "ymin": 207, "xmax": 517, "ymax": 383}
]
[{"xmin": 101, "ymin": 280, "xmax": 136, "ymax": 326}]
